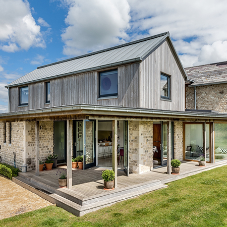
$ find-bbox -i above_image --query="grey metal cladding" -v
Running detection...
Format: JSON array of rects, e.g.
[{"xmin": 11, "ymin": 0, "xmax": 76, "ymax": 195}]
[{"xmin": 7, "ymin": 32, "xmax": 169, "ymax": 87}]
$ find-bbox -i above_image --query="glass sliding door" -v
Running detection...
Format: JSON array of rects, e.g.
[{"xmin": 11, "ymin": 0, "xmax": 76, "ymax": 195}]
[
  {"xmin": 123, "ymin": 121, "xmax": 129, "ymax": 176},
  {"xmin": 84, "ymin": 120, "xmax": 96, "ymax": 169},
  {"xmin": 54, "ymin": 121, "xmax": 66, "ymax": 163},
  {"xmin": 160, "ymin": 122, "xmax": 168, "ymax": 166},
  {"xmin": 185, "ymin": 123, "xmax": 210, "ymax": 162},
  {"xmin": 73, "ymin": 121, "xmax": 83, "ymax": 158}
]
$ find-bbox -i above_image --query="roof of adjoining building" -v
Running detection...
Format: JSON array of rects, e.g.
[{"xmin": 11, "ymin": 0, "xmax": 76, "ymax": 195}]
[
  {"xmin": 185, "ymin": 61, "xmax": 227, "ymax": 86},
  {"xmin": 7, "ymin": 32, "xmax": 187, "ymax": 88}
]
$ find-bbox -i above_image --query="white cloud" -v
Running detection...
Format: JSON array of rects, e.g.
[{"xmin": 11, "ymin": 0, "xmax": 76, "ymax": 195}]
[
  {"xmin": 0, "ymin": 82, "xmax": 8, "ymax": 103},
  {"xmin": 0, "ymin": 0, "xmax": 45, "ymax": 52},
  {"xmin": 30, "ymin": 54, "xmax": 45, "ymax": 65},
  {"xmin": 61, "ymin": 0, "xmax": 130, "ymax": 55},
  {"xmin": 38, "ymin": 17, "xmax": 50, "ymax": 27},
  {"xmin": 0, "ymin": 65, "xmax": 3, "ymax": 72},
  {"xmin": 128, "ymin": 0, "xmax": 227, "ymax": 67},
  {"xmin": 0, "ymin": 105, "xmax": 8, "ymax": 113}
]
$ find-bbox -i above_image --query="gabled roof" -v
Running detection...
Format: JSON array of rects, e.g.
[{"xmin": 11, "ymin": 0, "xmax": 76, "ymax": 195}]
[
  {"xmin": 7, "ymin": 32, "xmax": 187, "ymax": 88},
  {"xmin": 185, "ymin": 61, "xmax": 227, "ymax": 86}
]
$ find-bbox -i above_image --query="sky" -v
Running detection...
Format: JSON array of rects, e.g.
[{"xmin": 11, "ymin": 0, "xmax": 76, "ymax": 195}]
[{"xmin": 1, "ymin": 0, "xmax": 227, "ymax": 113}]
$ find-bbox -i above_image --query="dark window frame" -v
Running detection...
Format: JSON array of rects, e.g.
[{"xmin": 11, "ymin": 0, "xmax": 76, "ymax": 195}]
[
  {"xmin": 160, "ymin": 73, "xmax": 171, "ymax": 100},
  {"xmin": 99, "ymin": 69, "xmax": 118, "ymax": 98},
  {"xmin": 46, "ymin": 82, "xmax": 50, "ymax": 103},
  {"xmin": 19, "ymin": 86, "xmax": 29, "ymax": 106}
]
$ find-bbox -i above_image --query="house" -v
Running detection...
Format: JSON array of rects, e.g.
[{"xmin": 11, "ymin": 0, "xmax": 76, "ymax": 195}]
[{"xmin": 0, "ymin": 32, "xmax": 227, "ymax": 189}]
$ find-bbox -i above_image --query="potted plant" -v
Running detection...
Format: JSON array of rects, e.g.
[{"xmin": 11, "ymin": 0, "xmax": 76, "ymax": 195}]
[
  {"xmin": 171, "ymin": 159, "xmax": 181, "ymax": 174},
  {"xmin": 77, "ymin": 156, "xmax": 83, "ymax": 170},
  {"xmin": 48, "ymin": 154, "xmax": 58, "ymax": 168},
  {"xmin": 39, "ymin": 160, "xmax": 44, "ymax": 171},
  {"xmin": 72, "ymin": 157, "xmax": 78, "ymax": 169},
  {"xmin": 56, "ymin": 169, "xmax": 67, "ymax": 187},
  {"xmin": 102, "ymin": 169, "xmax": 115, "ymax": 190},
  {"xmin": 45, "ymin": 158, "xmax": 54, "ymax": 170},
  {"xmin": 199, "ymin": 155, "xmax": 205, "ymax": 166}
]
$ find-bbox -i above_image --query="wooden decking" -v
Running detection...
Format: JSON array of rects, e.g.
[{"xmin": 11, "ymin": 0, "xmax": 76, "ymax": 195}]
[{"xmin": 14, "ymin": 160, "xmax": 227, "ymax": 216}]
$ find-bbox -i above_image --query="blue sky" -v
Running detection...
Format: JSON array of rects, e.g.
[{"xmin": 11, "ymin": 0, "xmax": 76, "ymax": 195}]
[{"xmin": 1, "ymin": 0, "xmax": 227, "ymax": 112}]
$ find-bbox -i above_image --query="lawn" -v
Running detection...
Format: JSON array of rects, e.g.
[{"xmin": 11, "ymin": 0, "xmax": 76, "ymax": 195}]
[{"xmin": 1, "ymin": 165, "xmax": 227, "ymax": 227}]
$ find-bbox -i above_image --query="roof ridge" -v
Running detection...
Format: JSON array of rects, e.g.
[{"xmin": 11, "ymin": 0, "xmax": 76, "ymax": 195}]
[{"xmin": 37, "ymin": 32, "xmax": 169, "ymax": 69}]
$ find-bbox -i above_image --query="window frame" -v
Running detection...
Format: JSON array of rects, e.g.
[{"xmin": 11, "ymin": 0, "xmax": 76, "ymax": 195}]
[
  {"xmin": 45, "ymin": 82, "xmax": 50, "ymax": 103},
  {"xmin": 19, "ymin": 86, "xmax": 29, "ymax": 106},
  {"xmin": 160, "ymin": 73, "xmax": 171, "ymax": 100},
  {"xmin": 99, "ymin": 69, "xmax": 118, "ymax": 98}
]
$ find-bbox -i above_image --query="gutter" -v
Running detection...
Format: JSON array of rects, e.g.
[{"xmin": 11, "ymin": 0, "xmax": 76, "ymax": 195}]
[{"xmin": 189, "ymin": 80, "xmax": 227, "ymax": 87}]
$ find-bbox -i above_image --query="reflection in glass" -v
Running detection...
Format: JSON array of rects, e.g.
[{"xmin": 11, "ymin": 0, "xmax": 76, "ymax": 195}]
[
  {"xmin": 46, "ymin": 82, "xmax": 50, "ymax": 103},
  {"xmin": 160, "ymin": 74, "xmax": 170, "ymax": 99},
  {"xmin": 214, "ymin": 123, "xmax": 227, "ymax": 161},
  {"xmin": 20, "ymin": 87, "xmax": 28, "ymax": 105}
]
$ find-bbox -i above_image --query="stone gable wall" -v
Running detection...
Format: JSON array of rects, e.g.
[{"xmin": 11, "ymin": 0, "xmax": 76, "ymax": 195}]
[
  {"xmin": 174, "ymin": 121, "xmax": 183, "ymax": 161},
  {"xmin": 186, "ymin": 84, "xmax": 227, "ymax": 113}
]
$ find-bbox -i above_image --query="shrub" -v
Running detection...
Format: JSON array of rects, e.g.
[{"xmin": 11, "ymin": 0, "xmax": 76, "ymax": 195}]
[
  {"xmin": 102, "ymin": 169, "xmax": 115, "ymax": 182},
  {"xmin": 171, "ymin": 159, "xmax": 181, "ymax": 168},
  {"xmin": 45, "ymin": 159, "xmax": 54, "ymax": 163},
  {"xmin": 77, "ymin": 156, "xmax": 83, "ymax": 162},
  {"xmin": 0, "ymin": 164, "xmax": 13, "ymax": 179},
  {"xmin": 1, "ymin": 163, "xmax": 20, "ymax": 177},
  {"xmin": 72, "ymin": 157, "xmax": 77, "ymax": 162}
]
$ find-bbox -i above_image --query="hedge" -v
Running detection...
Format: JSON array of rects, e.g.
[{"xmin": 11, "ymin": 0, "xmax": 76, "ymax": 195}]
[
  {"xmin": 1, "ymin": 163, "xmax": 20, "ymax": 177},
  {"xmin": 0, "ymin": 164, "xmax": 12, "ymax": 179}
]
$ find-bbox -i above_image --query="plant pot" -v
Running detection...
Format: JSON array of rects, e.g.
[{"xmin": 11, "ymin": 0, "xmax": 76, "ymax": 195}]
[
  {"xmin": 72, "ymin": 162, "xmax": 78, "ymax": 168},
  {"xmin": 172, "ymin": 167, "xmax": 180, "ymax": 174},
  {"xmin": 78, "ymin": 162, "xmax": 83, "ymax": 170},
  {"xmin": 39, "ymin": 164, "xmax": 44, "ymax": 171},
  {"xmin": 52, "ymin": 158, "xmax": 58, "ymax": 168},
  {"xmin": 104, "ymin": 180, "xmax": 114, "ymax": 189},
  {"xmin": 45, "ymin": 163, "xmax": 53, "ymax": 170},
  {"xmin": 199, "ymin": 160, "xmax": 206, "ymax": 166},
  {"xmin": 59, "ymin": 178, "xmax": 67, "ymax": 187}
]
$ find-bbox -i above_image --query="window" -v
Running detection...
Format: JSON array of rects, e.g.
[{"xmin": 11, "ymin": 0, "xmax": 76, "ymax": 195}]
[
  {"xmin": 99, "ymin": 70, "xmax": 118, "ymax": 97},
  {"xmin": 46, "ymin": 82, "xmax": 50, "ymax": 103},
  {"xmin": 160, "ymin": 73, "xmax": 171, "ymax": 99},
  {"xmin": 19, "ymin": 86, "xmax": 28, "ymax": 106}
]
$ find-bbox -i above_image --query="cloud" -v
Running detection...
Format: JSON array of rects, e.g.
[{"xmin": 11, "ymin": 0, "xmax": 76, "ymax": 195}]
[
  {"xmin": 38, "ymin": 17, "xmax": 50, "ymax": 27},
  {"xmin": 0, "ymin": 105, "xmax": 8, "ymax": 113},
  {"xmin": 128, "ymin": 0, "xmax": 227, "ymax": 67},
  {"xmin": 0, "ymin": 0, "xmax": 45, "ymax": 52},
  {"xmin": 30, "ymin": 54, "xmax": 45, "ymax": 65},
  {"xmin": 0, "ymin": 65, "xmax": 3, "ymax": 72},
  {"xmin": 61, "ymin": 0, "xmax": 130, "ymax": 55},
  {"xmin": 0, "ymin": 82, "xmax": 8, "ymax": 103}
]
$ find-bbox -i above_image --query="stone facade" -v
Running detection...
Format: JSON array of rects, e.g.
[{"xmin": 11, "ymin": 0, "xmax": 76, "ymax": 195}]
[
  {"xmin": 174, "ymin": 121, "xmax": 183, "ymax": 161},
  {"xmin": 85, "ymin": 121, "xmax": 94, "ymax": 164},
  {"xmin": 0, "ymin": 121, "xmax": 25, "ymax": 170},
  {"xmin": 186, "ymin": 84, "xmax": 227, "ymax": 113},
  {"xmin": 0, "ymin": 121, "xmax": 54, "ymax": 171},
  {"xmin": 129, "ymin": 121, "xmax": 153, "ymax": 174}
]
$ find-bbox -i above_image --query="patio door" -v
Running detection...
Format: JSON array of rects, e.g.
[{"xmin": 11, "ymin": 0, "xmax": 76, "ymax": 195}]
[
  {"xmin": 161, "ymin": 122, "xmax": 168, "ymax": 166},
  {"xmin": 73, "ymin": 121, "xmax": 83, "ymax": 158},
  {"xmin": 83, "ymin": 120, "xmax": 96, "ymax": 169},
  {"xmin": 123, "ymin": 121, "xmax": 129, "ymax": 176}
]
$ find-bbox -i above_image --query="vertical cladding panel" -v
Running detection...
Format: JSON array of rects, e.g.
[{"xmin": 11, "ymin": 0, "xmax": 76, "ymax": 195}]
[
  {"xmin": 140, "ymin": 40, "xmax": 185, "ymax": 111},
  {"xmin": 10, "ymin": 87, "xmax": 18, "ymax": 112}
]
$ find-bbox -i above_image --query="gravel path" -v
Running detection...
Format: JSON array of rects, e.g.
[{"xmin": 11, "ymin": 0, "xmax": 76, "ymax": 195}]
[{"xmin": 0, "ymin": 176, "xmax": 52, "ymax": 220}]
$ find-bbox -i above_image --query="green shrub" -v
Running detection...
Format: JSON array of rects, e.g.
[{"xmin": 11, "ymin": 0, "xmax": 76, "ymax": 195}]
[
  {"xmin": 45, "ymin": 159, "xmax": 54, "ymax": 163},
  {"xmin": 102, "ymin": 169, "xmax": 115, "ymax": 182},
  {"xmin": 1, "ymin": 163, "xmax": 20, "ymax": 177},
  {"xmin": 171, "ymin": 159, "xmax": 181, "ymax": 168},
  {"xmin": 77, "ymin": 156, "xmax": 83, "ymax": 162},
  {"xmin": 0, "ymin": 164, "xmax": 12, "ymax": 179},
  {"xmin": 72, "ymin": 158, "xmax": 77, "ymax": 162}
]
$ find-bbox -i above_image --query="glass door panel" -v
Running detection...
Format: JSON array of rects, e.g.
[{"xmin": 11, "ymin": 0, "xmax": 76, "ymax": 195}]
[
  {"xmin": 84, "ymin": 120, "xmax": 96, "ymax": 168},
  {"xmin": 161, "ymin": 122, "xmax": 168, "ymax": 166},
  {"xmin": 74, "ymin": 121, "xmax": 83, "ymax": 158},
  {"xmin": 123, "ymin": 121, "xmax": 129, "ymax": 176},
  {"xmin": 54, "ymin": 121, "xmax": 66, "ymax": 163}
]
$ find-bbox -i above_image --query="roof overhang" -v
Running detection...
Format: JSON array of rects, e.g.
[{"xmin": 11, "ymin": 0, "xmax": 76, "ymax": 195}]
[{"xmin": 1, "ymin": 104, "xmax": 227, "ymax": 121}]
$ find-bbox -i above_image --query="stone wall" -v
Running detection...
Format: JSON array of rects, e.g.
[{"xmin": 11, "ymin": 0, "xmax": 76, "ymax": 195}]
[
  {"xmin": 85, "ymin": 121, "xmax": 94, "ymax": 164},
  {"xmin": 186, "ymin": 84, "xmax": 227, "ymax": 113},
  {"xmin": 0, "ymin": 121, "xmax": 25, "ymax": 170},
  {"xmin": 129, "ymin": 121, "xmax": 153, "ymax": 174},
  {"xmin": 174, "ymin": 121, "xmax": 183, "ymax": 161},
  {"xmin": 25, "ymin": 121, "xmax": 54, "ymax": 171}
]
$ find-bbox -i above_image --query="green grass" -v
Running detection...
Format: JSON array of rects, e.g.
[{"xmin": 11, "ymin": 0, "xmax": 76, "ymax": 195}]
[{"xmin": 2, "ymin": 166, "xmax": 227, "ymax": 227}]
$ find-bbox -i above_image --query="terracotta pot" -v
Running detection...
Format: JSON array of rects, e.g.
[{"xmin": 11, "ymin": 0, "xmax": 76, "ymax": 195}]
[
  {"xmin": 59, "ymin": 178, "xmax": 67, "ymax": 187},
  {"xmin": 104, "ymin": 180, "xmax": 114, "ymax": 189},
  {"xmin": 172, "ymin": 167, "xmax": 180, "ymax": 174},
  {"xmin": 199, "ymin": 160, "xmax": 206, "ymax": 166},
  {"xmin": 45, "ymin": 163, "xmax": 53, "ymax": 170},
  {"xmin": 72, "ymin": 162, "xmax": 78, "ymax": 168},
  {"xmin": 39, "ymin": 164, "xmax": 44, "ymax": 171},
  {"xmin": 78, "ymin": 162, "xmax": 83, "ymax": 170}
]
